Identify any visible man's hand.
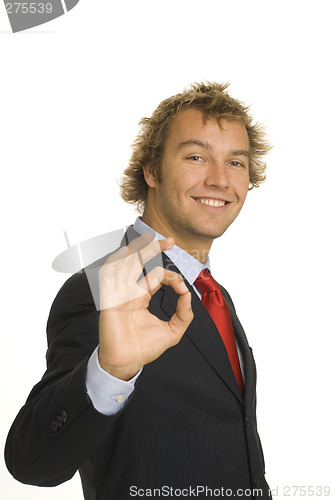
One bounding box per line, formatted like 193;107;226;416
98;233;194;380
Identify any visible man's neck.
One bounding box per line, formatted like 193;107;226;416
140;215;212;265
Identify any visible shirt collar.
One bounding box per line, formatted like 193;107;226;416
132;217;210;286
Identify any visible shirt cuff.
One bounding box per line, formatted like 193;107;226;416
86;346;142;415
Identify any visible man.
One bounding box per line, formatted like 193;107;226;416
5;82;272;499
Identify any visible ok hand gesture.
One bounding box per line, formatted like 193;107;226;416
98;233;193;380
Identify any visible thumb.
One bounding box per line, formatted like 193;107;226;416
167;292;194;346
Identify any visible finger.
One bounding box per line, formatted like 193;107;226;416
101;240;173;289
125;237;175;283
167;292;194;345
103;233;155;266
102;245;127;266
127;232;175;257
137;267;189;296
99;285;148;310
129;237;175;268
101;268;189;310
104;234;174;267
127;232;155;253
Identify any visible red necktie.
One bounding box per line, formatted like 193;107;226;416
194;269;244;395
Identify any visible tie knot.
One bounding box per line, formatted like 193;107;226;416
194;269;220;294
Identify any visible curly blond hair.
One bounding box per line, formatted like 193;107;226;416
119;82;272;212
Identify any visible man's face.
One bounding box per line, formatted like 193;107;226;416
143;108;250;253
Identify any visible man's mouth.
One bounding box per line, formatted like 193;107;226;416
193;198;230;208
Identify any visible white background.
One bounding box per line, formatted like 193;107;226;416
1;0;331;498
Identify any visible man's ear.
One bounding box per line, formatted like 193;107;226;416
142;164;157;188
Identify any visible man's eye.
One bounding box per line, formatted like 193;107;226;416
188;155;203;161
230;161;244;167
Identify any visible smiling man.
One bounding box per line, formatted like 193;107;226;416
6;83;272;499
141;108;251;263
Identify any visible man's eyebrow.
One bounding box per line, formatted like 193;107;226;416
176;141;250;158
176;139;212;151
231;150;250;157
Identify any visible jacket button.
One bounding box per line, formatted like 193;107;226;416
56;415;63;428
61;410;68;423
50;420;58;432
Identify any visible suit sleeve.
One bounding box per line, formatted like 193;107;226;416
5;271;120;487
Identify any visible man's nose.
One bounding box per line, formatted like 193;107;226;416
204;163;230;188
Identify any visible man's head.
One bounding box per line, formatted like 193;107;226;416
120;82;271;213
119;82;271;260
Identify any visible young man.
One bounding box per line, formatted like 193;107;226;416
6;83;272;499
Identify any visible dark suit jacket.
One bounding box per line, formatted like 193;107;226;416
5;227;270;499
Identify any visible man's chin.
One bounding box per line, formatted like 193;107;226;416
187;225;229;241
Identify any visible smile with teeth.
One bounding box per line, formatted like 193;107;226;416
196;198;228;207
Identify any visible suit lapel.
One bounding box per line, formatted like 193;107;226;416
227;300;257;412
159;256;244;405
